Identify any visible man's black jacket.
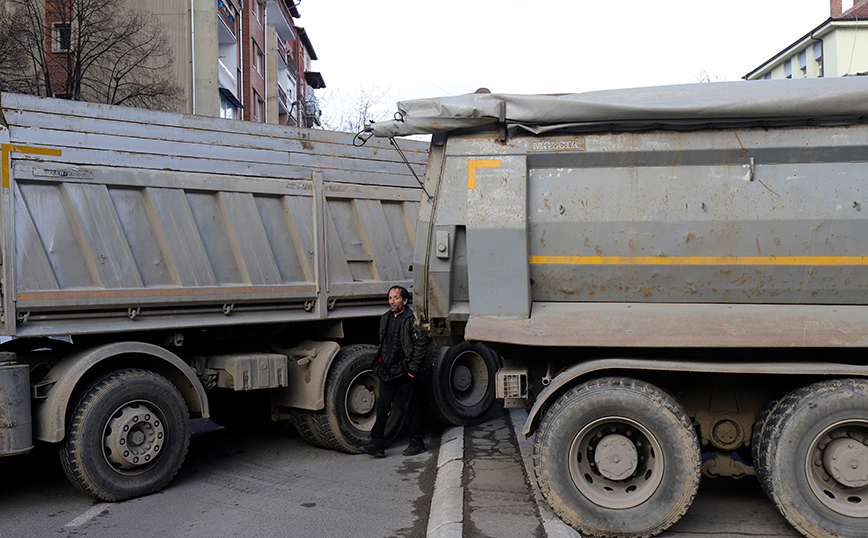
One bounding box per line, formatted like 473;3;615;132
376;306;429;381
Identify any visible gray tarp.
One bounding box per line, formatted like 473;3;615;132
369;77;868;137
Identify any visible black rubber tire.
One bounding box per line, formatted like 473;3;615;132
533;377;701;538
310;344;403;454
207;389;288;431
757;378;868;538
752;392;787;496
289;408;330;449
59;369;190;501
420;342;498;426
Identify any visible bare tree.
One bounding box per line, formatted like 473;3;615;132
0;0;181;109
319;82;394;133
693;69;728;83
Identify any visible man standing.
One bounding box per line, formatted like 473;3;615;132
361;285;429;458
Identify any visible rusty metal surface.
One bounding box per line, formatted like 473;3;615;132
0;93;428;336
423;120;868;343
465;302;868;348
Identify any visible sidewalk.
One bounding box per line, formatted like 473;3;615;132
427;405;800;538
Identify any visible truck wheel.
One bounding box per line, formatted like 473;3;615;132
59;369;190;501
312;344;403;453
752;392;787;496
758;379;868;538
289;408;329;449
533;377;701;538
421;342;497;426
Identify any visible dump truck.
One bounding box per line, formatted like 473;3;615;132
0;92;498;502
369;77;868;538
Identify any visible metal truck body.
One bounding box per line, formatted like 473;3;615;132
373;78;868;538
0;92;444;500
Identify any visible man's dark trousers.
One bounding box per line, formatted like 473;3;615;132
370;374;423;450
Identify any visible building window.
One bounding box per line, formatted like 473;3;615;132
53;23;71;52
764;72;772;80
254;42;264;76
799;50;807;77
251;91;265;121
220;93;238;119
814;41;824;77
253;0;263;26
784;59;792;79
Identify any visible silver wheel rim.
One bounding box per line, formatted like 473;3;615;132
568;416;665;509
103;400;165;473
806;419;868;518
448;350;489;407
345;369;378;432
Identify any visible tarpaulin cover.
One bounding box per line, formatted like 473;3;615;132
369;77;868;137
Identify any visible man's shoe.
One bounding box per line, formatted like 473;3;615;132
402;442;426;456
360;444;385;458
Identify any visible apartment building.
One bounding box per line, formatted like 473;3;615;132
744;0;868;80
33;0;324;125
157;0;324;125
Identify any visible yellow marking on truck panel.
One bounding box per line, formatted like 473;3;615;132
1;144;63;188
529;255;868;266
467;159;501;189
17;284;317;302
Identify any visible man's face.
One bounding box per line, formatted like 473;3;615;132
389;288;408;314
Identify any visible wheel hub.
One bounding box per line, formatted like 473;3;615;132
807;420;868;518
594;434;638;480
348;384;375;415
568;417;665;510
452;365;472;392
104;402;164;470
823;437;868;487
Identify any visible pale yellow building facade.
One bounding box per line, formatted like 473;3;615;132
745;1;868;80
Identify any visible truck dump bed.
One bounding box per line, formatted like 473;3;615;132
0;93;427;337
382;77;868;348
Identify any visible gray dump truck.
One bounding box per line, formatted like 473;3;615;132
0;93;497;501
370;77;868;538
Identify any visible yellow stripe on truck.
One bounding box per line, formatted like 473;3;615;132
467;159;501;189
529;255;868;266
1;144;63;188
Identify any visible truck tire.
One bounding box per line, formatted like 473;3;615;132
533;377;701;538
421;342;498;426
752;392;787;496
289;408;330;449
757;378;868;538
311;344;403;453
59;369;190;501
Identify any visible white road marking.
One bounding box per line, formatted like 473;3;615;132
65;503;110;527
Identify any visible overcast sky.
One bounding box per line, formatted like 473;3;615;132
301;1;839;124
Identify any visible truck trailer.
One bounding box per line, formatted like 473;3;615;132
370;77;868;538
0;93;497;501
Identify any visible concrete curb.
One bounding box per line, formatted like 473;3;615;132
426;426;464;538
508;408;582;538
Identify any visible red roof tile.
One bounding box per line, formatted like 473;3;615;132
838;1;868;19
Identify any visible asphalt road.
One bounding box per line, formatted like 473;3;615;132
0;420;437;538
0;407;804;538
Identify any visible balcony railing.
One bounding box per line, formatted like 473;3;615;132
217;0;237;40
277;85;288;112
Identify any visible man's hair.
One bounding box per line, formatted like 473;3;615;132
389;285;410;301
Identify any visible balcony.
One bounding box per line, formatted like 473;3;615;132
218;58;236;92
276;37;289;64
277;85;289;113
217;0;237;40
266;0;296;42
